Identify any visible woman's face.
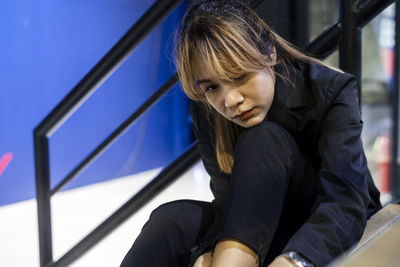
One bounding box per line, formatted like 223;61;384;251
195;68;276;128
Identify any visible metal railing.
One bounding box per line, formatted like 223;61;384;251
34;1;183;266
34;0;397;266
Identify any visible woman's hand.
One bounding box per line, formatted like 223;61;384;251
268;256;296;267
193;251;212;267
193;239;259;267
193;247;296;267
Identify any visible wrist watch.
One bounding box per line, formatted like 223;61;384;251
281;251;315;267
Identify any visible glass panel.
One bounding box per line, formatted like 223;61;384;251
361;4;396;204
310;1;396;204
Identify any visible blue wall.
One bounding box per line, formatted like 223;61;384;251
0;1;191;205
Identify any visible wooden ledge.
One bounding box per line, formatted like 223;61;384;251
354;203;400;252
328;203;400;267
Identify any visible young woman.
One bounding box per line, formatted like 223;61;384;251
120;1;382;266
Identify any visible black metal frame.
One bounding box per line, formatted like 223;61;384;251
34;1;183;266
392;0;400;200
339;0;362;106
34;0;396;266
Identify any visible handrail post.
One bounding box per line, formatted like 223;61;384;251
34;133;53;267
355;0;396;28
339;0;362;110
392;0;400;201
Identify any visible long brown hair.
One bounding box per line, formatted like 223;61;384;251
175;0;326;174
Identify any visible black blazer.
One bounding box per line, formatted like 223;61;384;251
190;62;382;266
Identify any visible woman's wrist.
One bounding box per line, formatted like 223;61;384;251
268;255;296;267
280;251;314;267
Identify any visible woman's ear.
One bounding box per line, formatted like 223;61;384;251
268;46;277;64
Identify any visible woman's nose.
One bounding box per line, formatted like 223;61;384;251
225;89;244;109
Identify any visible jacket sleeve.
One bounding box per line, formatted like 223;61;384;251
283;74;372;266
189;102;230;208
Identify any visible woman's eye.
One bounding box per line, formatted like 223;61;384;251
233;74;247;82
204;84;218;93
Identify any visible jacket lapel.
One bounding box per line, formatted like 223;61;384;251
269;63;311;133
286;63;310;110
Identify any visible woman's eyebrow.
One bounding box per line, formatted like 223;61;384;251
196;79;213;85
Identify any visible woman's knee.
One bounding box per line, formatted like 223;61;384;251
145;201;192;234
144;200;213;238
149;201;187;224
121;200;211;267
235;121;297;158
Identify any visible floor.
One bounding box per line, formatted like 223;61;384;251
0;162;213;267
0;157;391;267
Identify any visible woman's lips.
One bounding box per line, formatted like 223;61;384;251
235;109;253;120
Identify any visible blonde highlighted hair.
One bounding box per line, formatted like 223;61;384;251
175;0;327;174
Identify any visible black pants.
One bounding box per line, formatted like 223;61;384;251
120;121;316;267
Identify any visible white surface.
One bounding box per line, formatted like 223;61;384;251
0;161;390;267
0;163;213;267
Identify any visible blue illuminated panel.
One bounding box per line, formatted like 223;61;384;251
0;0;191;205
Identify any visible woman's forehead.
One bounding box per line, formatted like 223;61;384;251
191;58;219;78
193;65;214;80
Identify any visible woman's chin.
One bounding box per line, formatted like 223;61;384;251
234;115;265;128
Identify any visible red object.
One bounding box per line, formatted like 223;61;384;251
0;152;13;176
379;49;395;78
377;135;391;193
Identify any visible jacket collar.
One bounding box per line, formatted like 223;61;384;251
269;62;309;117
286;65;309;110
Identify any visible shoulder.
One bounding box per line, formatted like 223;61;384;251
304;62;358;105
303;62;361;126
306;62;354;89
